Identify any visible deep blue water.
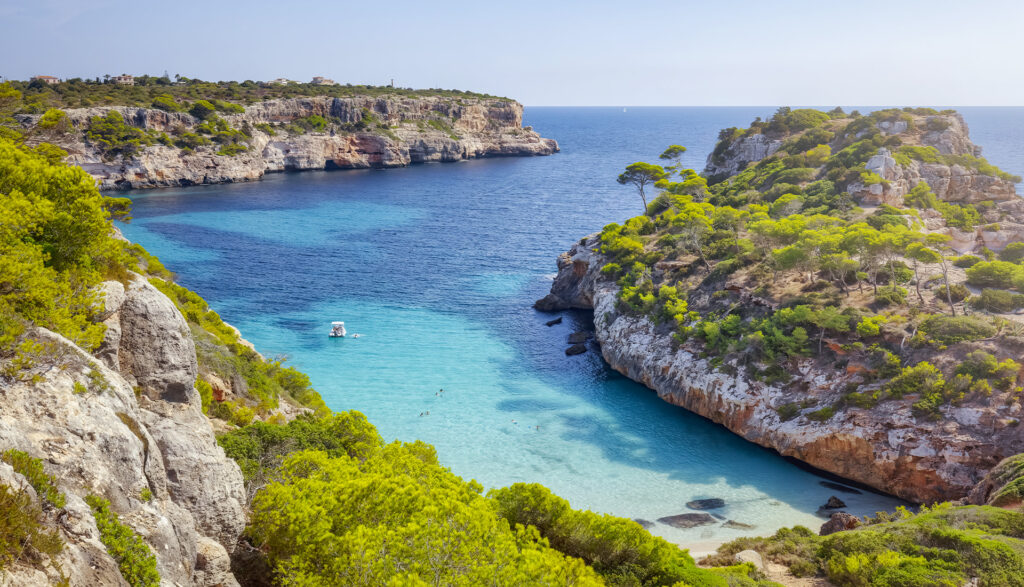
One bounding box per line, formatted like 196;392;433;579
117;107;1024;547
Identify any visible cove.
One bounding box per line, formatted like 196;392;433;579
114;106;1024;546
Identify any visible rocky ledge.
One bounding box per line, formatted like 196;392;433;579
537;238;1024;504
28;96;558;190
0;274;245;585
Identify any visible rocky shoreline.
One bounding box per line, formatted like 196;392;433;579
536;236;1024;504
23;96;558;190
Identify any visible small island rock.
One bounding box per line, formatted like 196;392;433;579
820;512;861;536
545;317;563;327
657;513;717;528
822;495;847;509
565;343;587;356
686;498;725;510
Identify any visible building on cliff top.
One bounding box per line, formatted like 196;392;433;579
312;76;337;86
268;78;296;85
112;74;134;85
31;75;60;85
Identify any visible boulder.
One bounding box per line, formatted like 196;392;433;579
565;343;587;356
820;512;861;536
686;498;725;510
822;495;847;509
118;276;199;403
657;513;717;528
568;332;589;344
734;549;765;571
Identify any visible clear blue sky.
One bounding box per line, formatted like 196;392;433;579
2;0;1022;106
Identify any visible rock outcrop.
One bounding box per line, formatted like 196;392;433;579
24;96;558;190
0;273;245;585
537;237;1024;503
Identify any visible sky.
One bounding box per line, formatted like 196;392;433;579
2;0;1022;106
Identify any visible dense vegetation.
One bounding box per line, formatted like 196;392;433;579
604;107;1023;423
7;76;508;112
705;504;1024;586
218;413;770;586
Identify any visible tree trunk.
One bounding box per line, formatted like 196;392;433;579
913;260;924;304
942;265;957;316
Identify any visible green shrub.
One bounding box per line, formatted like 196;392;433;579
217;412;383;484
150;94;179;112
0;450;65;508
888;362;944;399
189;99;217;120
874;287;906;307
0;483;63;571
966;260;1024;290
920;315;996;344
945;283;970;303
953;255;982;268
806;406;835;422
776;403;800;422
971;288;1024;312
999;242;1024;263
86;495;160;587
85;111;154;160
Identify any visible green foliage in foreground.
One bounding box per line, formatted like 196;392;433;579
0;134;133;352
226;413;766;586
0;483;64;572
983;454;1024;509
0;450;65;508
708;504;1024;587
86;495;160;587
491;483;760;586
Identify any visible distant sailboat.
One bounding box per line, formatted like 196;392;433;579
623;107;627;112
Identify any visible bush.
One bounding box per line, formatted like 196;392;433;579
0;450;65;508
971;288;1024;313
85;111;154;160
150;94;179;112
86;495;160;587
945;283;970;303
999;242;1024;264
953;255;982;268
189;99;217;120
777;403;800;422
888;362;945;399
0;483;63;571
874;287;906;307
966;260;1024;290
920;315;996;344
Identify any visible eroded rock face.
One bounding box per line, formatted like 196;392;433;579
32;96;558;190
704;133;783;179
538;239;1024;503
0;273;245;585
820;512;860;536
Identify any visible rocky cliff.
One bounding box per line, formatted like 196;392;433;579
537;238;1024;504
0;274;246;585
26;96;558;190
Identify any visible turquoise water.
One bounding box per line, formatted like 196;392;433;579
117;107;1024;546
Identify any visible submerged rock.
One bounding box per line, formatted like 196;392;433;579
822;495;847;509
568;331;589;344
820;481;863;495
633;518;654;529
686;498;725;510
657;513;717;528
820;512;861;536
722;520;756;530
545;317;563;327
565;343;587;356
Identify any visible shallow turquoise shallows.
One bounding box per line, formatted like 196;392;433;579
117;107;1024;546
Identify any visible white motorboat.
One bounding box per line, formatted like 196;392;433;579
329;321;347;337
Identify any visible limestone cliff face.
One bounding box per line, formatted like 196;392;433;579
30;96;558;190
539;238;1024;504
0;275;245;586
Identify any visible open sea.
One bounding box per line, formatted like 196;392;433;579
116;107;1024;548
